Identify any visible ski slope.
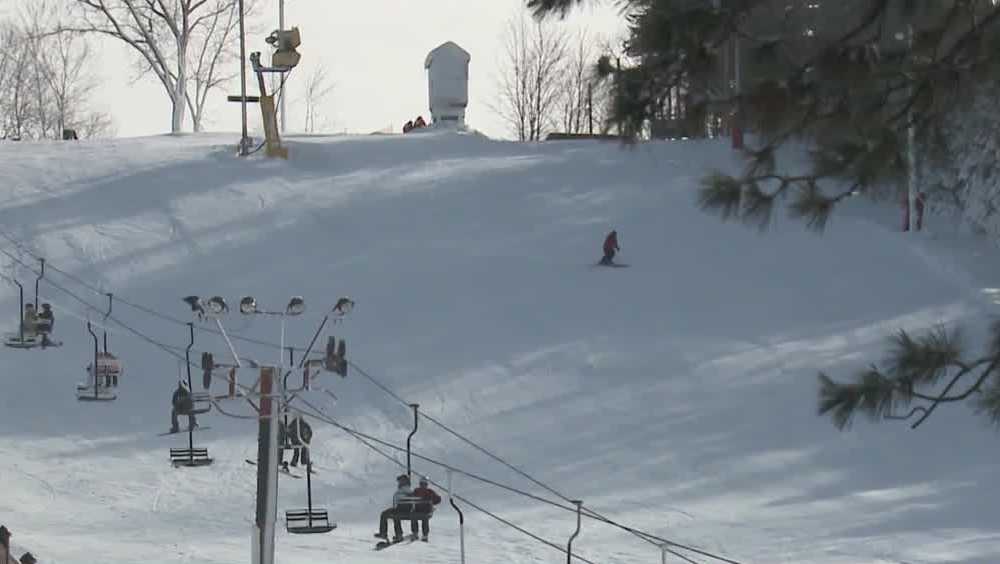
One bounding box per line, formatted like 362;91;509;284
1;130;999;564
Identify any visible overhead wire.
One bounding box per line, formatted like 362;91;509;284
0;235;738;564
293;395;714;564
292;396;603;564
348;361;739;564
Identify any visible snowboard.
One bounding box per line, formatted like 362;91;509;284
244;459;302;479
374;534;418;550
592;261;630;268
158;426;211;436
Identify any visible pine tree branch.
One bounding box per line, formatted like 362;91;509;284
908;355;999;428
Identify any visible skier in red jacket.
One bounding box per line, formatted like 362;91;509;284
601;230;620;265
410;476;441;541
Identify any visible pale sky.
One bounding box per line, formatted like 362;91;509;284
10;0;628;139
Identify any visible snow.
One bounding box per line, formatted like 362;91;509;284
1;131;1000;564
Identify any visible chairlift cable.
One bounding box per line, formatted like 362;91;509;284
342;362;741;563
291;399;602;564
1;240;739;564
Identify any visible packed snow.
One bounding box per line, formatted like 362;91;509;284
1;130;999;564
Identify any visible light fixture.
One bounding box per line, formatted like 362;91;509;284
333;297;354;316
286;296;305;316
205;296;229;316
183;295;204;316
240;296;257;315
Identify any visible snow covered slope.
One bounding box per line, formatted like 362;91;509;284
1;131;999;564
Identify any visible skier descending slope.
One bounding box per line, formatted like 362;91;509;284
600;230;620;266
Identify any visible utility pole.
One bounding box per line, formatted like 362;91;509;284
238;0;250;155
279;0;287;135
906;23;917;232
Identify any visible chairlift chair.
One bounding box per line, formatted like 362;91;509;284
285;459;336;534
181;357;213;415
169;321;213;468
4;261;61;349
77;321;116;402
396;495;436;522
98;294;123;387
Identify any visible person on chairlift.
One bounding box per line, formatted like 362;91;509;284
279;414;314;473
289;415;313;470
410;475;441;541
375;474;412;542
21;304;37;338
170;381;198;433
36;303;54;347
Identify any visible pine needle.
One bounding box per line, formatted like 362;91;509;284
788;181;834;231
697;172;743;221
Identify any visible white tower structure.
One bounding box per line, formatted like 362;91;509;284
424;41;471;127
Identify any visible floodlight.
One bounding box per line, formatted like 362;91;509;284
183;295;204;314
333;297;354;316
240;296;258;315
286;296;305;316
206;296;229;315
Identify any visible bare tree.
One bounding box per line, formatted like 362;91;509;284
301;62;335;133
66;0;251;134
0;24;36;140
5;1;115;140
493;12;569;141
185;0;259;132
558;28;612;135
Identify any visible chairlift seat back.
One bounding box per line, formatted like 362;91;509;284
4;334;38;349
93;354;122;377
189;391;212;415
285;508;336;534
396;496;435;519
170;447;212;467
76;386;117;401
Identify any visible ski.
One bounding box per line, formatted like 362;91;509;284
157;426;211;436
244;459;302;478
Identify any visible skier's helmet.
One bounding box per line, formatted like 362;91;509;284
419;476;429;486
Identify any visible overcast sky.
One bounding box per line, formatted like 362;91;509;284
9;0;627;139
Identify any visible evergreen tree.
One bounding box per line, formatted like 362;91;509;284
529;0;1000;429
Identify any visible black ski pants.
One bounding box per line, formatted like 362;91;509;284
378;508;405;538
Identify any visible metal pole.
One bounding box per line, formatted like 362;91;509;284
238;0;249;155
566;500;582;564
88;321;98;400
906;23;917;232
406;404;419;478
34;258;44;309
660;544;668;564
279;0;286;134
185;322;195;461
447;470;466;564
254;366;280;564
15;280;23;341
214;318;242;368
587;82;593;135
103;293;112;353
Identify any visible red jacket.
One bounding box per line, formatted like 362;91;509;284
412;486;441;505
603;232;619;254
